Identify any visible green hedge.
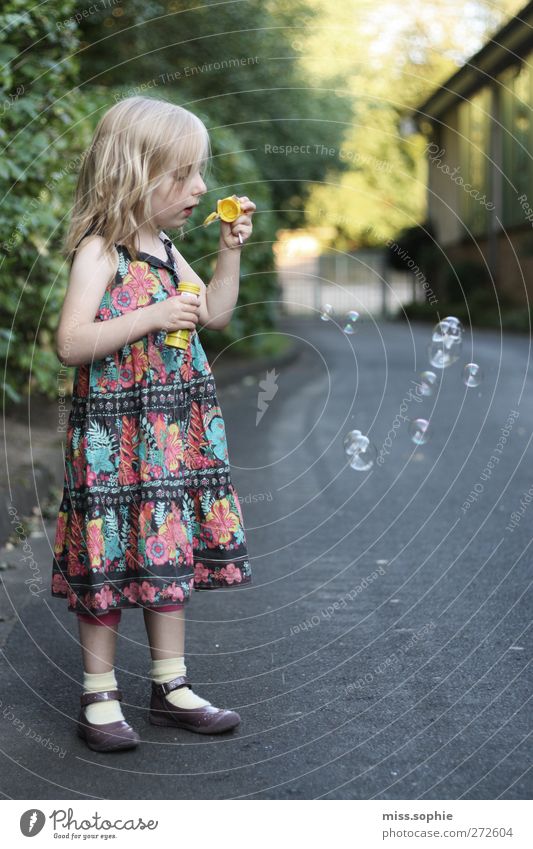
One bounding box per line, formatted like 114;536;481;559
0;67;279;402
1;0;352;404
0;0;81;402
397;298;532;333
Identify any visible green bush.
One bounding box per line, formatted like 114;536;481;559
442;258;492;302
1;0;351;404
393;253;532;332
0;67;279;402
0;0;81;402
397;296;532;333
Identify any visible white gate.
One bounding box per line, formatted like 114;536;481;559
276;248;417;319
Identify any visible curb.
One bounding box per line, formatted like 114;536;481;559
0;464;59;549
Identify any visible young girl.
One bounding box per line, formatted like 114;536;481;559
50;95;255;752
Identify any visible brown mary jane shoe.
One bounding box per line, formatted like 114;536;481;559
149;675;241;734
77;689;141;752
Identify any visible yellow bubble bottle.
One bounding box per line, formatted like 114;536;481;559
164;281;201;349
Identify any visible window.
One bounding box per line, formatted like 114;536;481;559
501;54;533;227
457;87;492;237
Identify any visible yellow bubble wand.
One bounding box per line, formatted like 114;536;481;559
203;196;243;244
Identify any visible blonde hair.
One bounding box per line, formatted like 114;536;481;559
64;96;211;265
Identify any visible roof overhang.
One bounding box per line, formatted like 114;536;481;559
414;0;533;127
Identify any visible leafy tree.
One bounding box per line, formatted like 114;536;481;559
300;0;528;247
2;0;348;401
78;0;355;225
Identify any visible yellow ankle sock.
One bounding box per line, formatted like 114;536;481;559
151;657;211;709
82;670;125;725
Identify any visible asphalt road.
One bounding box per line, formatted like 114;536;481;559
0;315;531;800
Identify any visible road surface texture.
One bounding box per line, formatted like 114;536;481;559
0;315;531;799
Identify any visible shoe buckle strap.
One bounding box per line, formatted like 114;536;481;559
80;688;123;706
157;675;190;696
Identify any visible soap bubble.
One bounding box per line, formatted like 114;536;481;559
432;318;463;349
430;318;463;367
343;429;376;471
409;418;431;445
463;362;483;387
428;320;462;367
428;340;462;368
343;310;360;334
418;371;438;397
443;315;464;334
320;303;334;321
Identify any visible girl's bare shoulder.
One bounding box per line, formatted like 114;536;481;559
60;236;121;320
71;234;120;289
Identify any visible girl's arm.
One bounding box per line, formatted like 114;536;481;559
167;196;255;331
169;241;232;331
203;196;255;328
169;232;249;332
56;236;199;367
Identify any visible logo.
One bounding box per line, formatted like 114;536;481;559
20;809;46;836
256;368;279;425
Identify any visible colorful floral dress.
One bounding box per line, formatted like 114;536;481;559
51;232;252;617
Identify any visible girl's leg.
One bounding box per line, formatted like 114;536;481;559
77;611;126;723
142;605;185;660
77;610;122;670
143;605;212;709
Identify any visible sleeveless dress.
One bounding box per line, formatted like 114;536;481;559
51;232;252;617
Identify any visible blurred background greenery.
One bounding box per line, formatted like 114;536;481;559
0;0;526;403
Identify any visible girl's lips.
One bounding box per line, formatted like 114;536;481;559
183;206;194;216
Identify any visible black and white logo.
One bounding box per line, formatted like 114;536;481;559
20;809;46;837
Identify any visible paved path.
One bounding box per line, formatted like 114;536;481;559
0;316;531;799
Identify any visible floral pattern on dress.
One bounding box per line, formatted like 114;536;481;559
51;234;251;617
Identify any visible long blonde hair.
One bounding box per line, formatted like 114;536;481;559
64;96;211;265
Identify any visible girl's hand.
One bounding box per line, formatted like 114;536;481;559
151;291;201;334
219;195;256;250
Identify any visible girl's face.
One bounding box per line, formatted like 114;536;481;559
150;166;207;229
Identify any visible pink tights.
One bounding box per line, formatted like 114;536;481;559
77;604;184;626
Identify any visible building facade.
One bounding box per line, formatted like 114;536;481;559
414;2;533;305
